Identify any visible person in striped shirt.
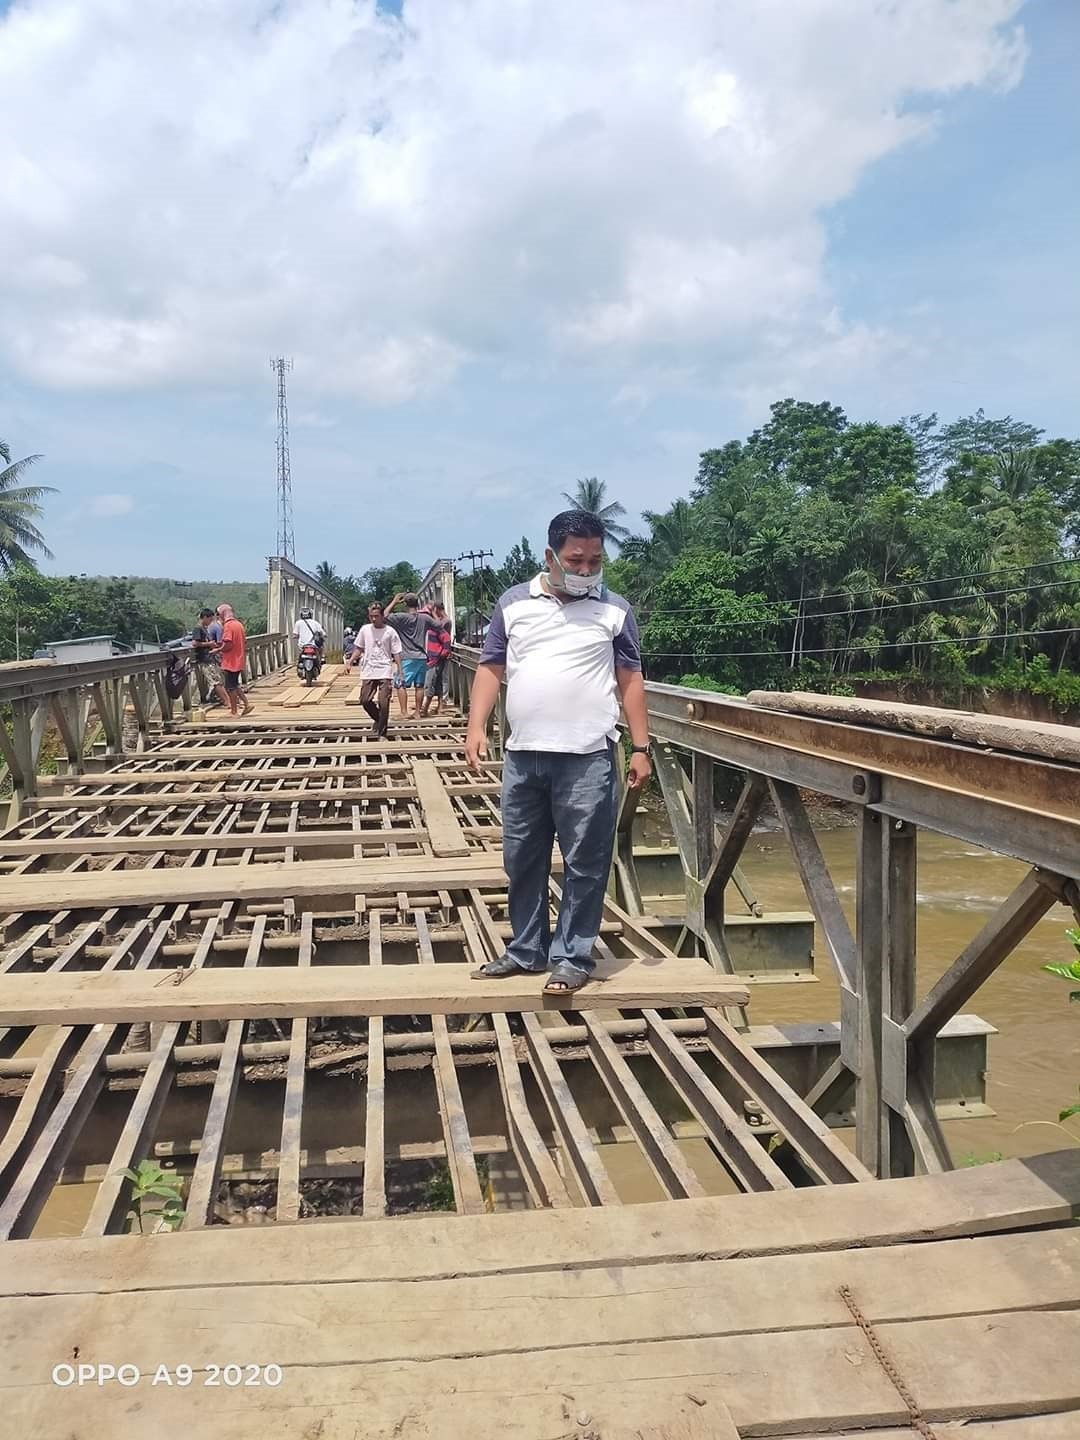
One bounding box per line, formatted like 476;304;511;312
421;603;452;717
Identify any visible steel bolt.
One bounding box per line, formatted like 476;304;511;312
852;775;867;796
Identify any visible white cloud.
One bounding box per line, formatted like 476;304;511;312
0;0;1027;404
87;492;135;517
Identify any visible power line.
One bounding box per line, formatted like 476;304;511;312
271;357;295;563
641;574;1080;633
641;625;1078;662
637;555;1080;618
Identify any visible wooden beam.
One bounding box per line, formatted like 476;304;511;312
26;782;501;810
700;1009;871;1186
416;910;485;1214
277;914;312;1222
643;1009;793;1193
184;917;266;1228
520;1012;621;1206
0;852;507;913
4;1150;1079;1297
582;1013;706;1200
0;957;750;1027
361;911;387;1220
0;826;459;858
410;759;470;857
143;741;468;760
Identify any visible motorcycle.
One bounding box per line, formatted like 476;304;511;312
297;642;323;686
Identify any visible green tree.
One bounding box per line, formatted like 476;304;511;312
498;536;541;589
0;439;55;574
560;477;630;546
314;560;341;588
365;561;423;603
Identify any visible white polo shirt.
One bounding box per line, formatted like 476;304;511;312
479;575;642;754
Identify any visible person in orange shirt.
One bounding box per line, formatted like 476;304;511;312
216;604;253;715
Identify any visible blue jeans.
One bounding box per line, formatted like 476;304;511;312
501;746;618;976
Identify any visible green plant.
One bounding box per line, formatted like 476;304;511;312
1042;928;1080;1002
961;1151;1003;1167
118;1159;185;1233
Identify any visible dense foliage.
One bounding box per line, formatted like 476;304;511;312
561;400;1079;703
0;568;188;661
311;560;424;628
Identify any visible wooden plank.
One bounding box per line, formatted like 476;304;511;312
411;759;470;857
520;1011;620;1206
362;911;386;1219
0;1027;91;1193
491;1012;572;1209
5;1308;1079;1435
3;1149;1079;1297
415;910;485;1214
0;918;172;1239
0;958;747;1026
184;917;266;1228
26;782;502;809
0;827;437;858
643;1009;793;1193
1;1227;1076;1373
144;741;467;759
700;1008;872;1186
84;911;225;1236
0;852;506;912
277;913;313;1222
582;1013;706;1200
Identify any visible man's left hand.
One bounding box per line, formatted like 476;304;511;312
627;751;652;790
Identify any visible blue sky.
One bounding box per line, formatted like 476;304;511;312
0;0;1074;586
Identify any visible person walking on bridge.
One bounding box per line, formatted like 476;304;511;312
465;510;652;993
354;601;403;738
217;604;252;716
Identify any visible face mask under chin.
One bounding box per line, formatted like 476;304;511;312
550;557;603;597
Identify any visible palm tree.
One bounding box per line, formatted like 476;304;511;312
990;449;1038;503
560;477;630;546
0;440;54;574
640;498;701;568
314;560;340;588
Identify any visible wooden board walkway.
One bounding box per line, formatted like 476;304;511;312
0;959;750;1025
0;852;507;911
2;657;1077;1437
0;1153;1076;1436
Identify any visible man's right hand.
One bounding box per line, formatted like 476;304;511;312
465;730;488;773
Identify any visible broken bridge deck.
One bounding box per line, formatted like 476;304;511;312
0;662;1076;1437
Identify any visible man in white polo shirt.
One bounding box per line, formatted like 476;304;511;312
465;510;652;992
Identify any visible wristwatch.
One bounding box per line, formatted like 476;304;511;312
630;744;651;755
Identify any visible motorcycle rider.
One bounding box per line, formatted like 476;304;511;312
293;609;325;651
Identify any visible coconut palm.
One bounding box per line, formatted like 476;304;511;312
560;477;630;546
314;560;340;588
0;440;55;575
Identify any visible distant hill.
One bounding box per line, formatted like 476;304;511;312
89;577;268;632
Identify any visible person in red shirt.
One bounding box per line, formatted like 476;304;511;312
216;604;253;716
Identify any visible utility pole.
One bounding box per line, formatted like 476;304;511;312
457;549;494;644
271;357;295;562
